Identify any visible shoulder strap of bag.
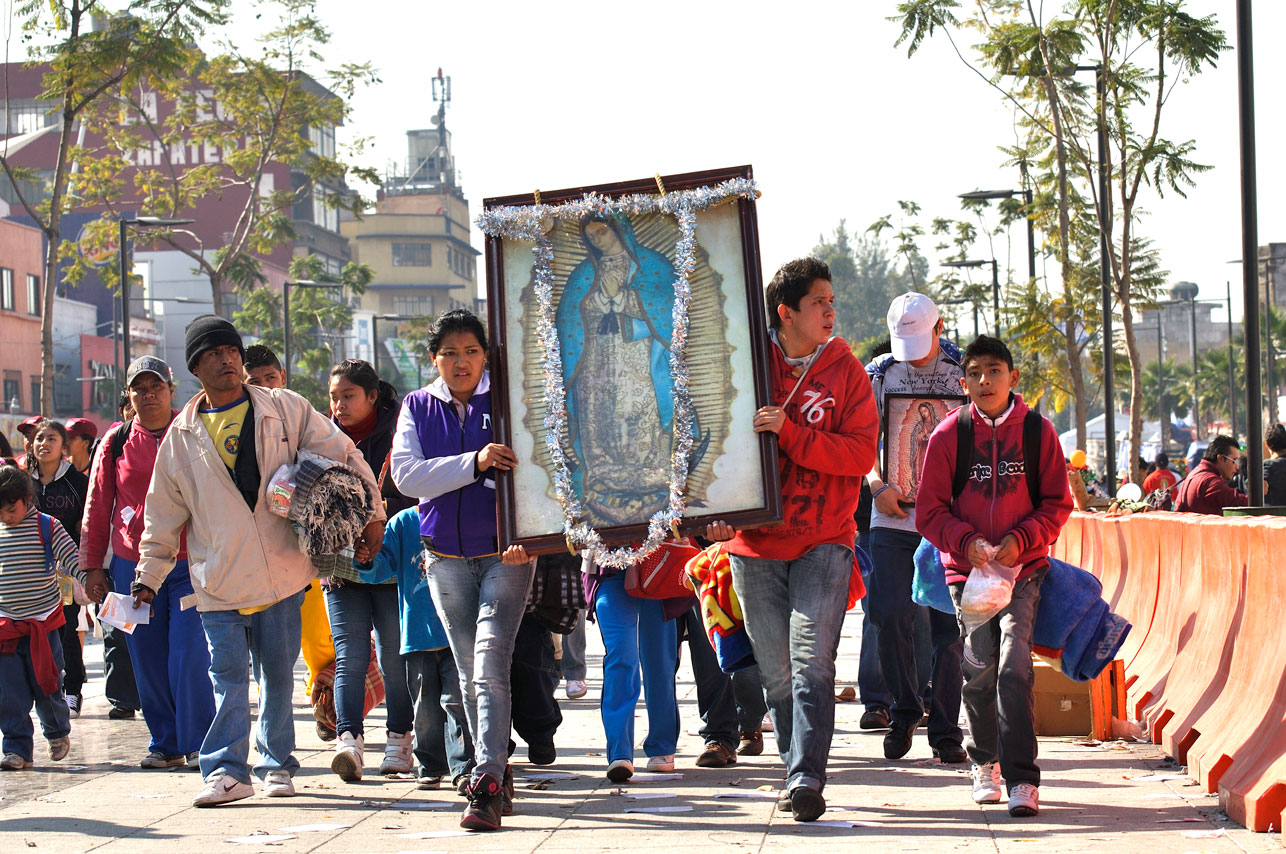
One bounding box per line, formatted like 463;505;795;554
1024;410;1043;509
37;512;53;572
951;405;973;500
110;418;133;463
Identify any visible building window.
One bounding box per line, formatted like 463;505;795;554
392;242;432;267
0;269;13;311
1;100;56;135
26;275;39;316
308;124;336;159
3;371;20;411
393;295;433;316
30;378;40;412
312;185;339;232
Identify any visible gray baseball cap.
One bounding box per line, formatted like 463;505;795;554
125;355;173;386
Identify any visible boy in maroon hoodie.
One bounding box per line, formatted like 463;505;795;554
915;336;1072;819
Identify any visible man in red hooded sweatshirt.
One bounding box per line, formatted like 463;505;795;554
707;257;878;822
916;335;1072;820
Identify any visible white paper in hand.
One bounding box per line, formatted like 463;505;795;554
98;591;150;634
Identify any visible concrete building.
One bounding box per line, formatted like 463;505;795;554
1134;281;1231;367
341;70;480;395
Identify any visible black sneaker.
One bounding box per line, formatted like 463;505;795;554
776;787;791;811
859;707;891;730
528;742;556;766
883;719;915;759
501;763;514;816
107;706;136;720
315;719;336;742
932;740;968;764
460;773;503;831
789;786;827;822
66;694;81;719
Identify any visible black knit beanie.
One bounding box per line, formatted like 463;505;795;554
185;314;246;372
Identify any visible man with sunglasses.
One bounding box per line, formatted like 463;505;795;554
1173;435;1247;515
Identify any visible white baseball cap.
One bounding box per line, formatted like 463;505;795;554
886;293;941;362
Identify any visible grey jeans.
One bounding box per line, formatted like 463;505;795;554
948;569;1044;792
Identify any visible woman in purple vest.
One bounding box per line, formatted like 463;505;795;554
390;309;533;833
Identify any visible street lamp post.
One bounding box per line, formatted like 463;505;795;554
958;187;1037;289
1235;0;1263;503
118;215;195;369
282;280;345;386
942;258;1000;336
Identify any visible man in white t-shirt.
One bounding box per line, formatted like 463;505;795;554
864;294;967;764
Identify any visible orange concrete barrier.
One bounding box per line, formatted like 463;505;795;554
1051;512;1286;832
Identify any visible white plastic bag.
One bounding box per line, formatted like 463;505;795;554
958;540;1021;636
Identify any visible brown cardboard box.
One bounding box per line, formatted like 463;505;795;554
1032;658;1093;736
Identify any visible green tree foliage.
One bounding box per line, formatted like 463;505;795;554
892;0;1227;484
812;221;907;349
1;0;226;414
232;253;372;411
68;0;380;317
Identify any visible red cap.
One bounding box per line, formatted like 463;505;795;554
17;416;42;436
65;417;98;440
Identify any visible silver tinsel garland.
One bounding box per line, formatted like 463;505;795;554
478;178;759;568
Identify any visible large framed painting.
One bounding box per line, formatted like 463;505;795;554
481;165;781;556
882;392;967;505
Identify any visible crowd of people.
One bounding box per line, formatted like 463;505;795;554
34;252;1270;831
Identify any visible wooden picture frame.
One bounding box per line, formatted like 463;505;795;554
483;165;781;554
882;392;967;505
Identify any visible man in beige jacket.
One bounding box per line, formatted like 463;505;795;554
133;316;384;807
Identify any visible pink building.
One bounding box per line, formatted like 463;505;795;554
0;218;46;415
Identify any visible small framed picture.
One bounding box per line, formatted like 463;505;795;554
882;393;967;505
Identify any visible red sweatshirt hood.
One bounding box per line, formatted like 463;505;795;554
914;392;1073;584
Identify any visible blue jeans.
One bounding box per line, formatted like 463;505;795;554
856;530;892;710
425;552;533;782
729;543;852;794
198;588;305;783
949;571;1045;790
404;648;473;779
324;581;413;737
867;527;964;745
594;574;679;763
678;604;766;751
111;557;215;756
560;612;587;682
0;626;70;761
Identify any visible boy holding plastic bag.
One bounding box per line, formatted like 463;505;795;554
915;336;1072;819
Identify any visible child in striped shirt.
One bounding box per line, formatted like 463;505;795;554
0;464;94;770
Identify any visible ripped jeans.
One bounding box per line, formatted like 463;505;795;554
423;549;534;782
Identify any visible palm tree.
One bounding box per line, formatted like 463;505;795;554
1137;360;1191;451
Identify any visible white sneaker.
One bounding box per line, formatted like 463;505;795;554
331;731;364;781
645;754;675;772
193;771;254;807
263;769;295;797
1008;782;1039;817
564;679;588;700
379;730;414;775
971;762;1003;804
761;713;774;733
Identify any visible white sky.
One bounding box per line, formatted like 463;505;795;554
252;1;1279;322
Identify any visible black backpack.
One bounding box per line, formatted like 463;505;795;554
951;404;1044;508
109;418;133;463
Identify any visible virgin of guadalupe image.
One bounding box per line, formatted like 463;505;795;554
556;213;687;525
906;400;941;500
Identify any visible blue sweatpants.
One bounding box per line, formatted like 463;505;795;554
111;556;215;757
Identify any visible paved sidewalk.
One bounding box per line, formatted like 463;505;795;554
0;615;1280;853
